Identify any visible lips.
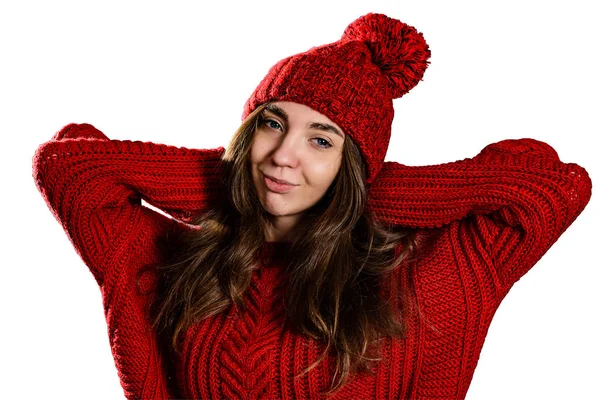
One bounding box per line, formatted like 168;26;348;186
264;174;297;186
263;173;298;193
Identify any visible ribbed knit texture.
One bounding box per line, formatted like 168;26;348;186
32;123;592;399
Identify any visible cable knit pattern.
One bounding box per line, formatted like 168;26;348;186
32;124;592;399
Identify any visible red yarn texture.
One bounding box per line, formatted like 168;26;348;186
32;123;592;399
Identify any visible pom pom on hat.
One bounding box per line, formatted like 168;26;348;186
341;12;431;99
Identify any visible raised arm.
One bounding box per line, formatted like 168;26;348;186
32;123;226;398
368;138;592;291
32;123;226;286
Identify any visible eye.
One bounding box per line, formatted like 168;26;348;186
263;118;282;131
263;117;333;149
312;137;333;149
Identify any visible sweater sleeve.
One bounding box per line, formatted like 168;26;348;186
368;138;592;291
32;123;226;286
32;123;226;399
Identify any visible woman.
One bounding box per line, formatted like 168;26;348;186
32;12;592;400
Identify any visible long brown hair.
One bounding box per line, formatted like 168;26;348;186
137;102;425;396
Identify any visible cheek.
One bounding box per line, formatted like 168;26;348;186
304;161;339;188
249;140;271;185
249;142;263;170
250;135;270;163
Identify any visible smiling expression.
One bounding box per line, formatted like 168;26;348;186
250;101;346;237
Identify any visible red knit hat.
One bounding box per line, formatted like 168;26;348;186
241;12;431;184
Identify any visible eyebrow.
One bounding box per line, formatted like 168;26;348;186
263;104;345;139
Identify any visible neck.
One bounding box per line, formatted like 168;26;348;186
265;215;301;242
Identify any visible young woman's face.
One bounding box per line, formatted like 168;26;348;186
250;101;345;233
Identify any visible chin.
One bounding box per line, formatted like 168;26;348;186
262;199;304;217
263;202;293;216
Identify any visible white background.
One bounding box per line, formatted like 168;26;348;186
2;1;598;399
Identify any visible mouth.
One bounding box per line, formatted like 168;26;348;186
263;173;298;194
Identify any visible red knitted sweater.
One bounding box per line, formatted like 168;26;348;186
32;123;592;399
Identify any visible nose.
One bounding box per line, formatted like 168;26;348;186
269;133;300;168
